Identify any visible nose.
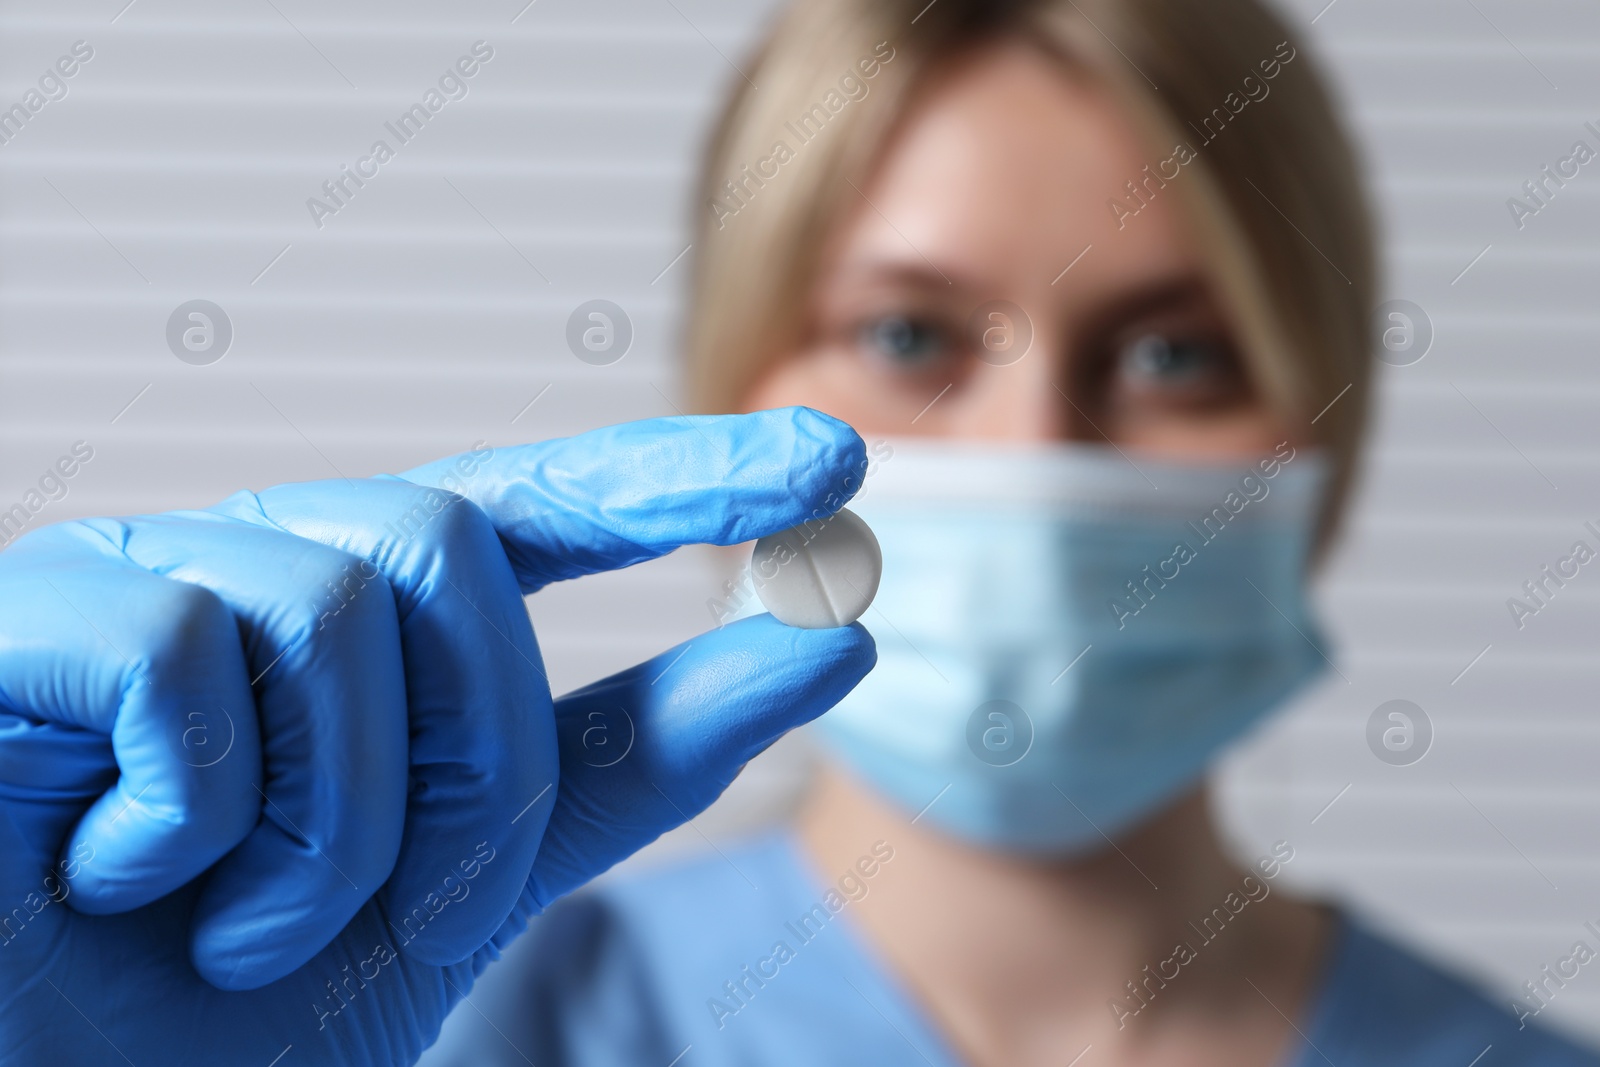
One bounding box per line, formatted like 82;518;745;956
946;317;1078;443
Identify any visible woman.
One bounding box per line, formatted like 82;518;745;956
423;0;1596;1064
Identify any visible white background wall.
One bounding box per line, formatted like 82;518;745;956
2;0;1598;1048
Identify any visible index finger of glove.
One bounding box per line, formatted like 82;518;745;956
398;406;870;592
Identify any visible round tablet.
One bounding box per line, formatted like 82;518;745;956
752;507;882;629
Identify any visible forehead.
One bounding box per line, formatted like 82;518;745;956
828;40;1200;297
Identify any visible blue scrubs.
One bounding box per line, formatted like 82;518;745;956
422;832;1598;1066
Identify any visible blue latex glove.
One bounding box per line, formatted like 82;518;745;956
0;407;875;1066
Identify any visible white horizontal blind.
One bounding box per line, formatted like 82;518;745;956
2;0;1598;1049
0;0;756;693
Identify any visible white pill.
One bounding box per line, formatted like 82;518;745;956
752;507;882;629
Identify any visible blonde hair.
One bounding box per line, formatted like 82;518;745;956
684;0;1376;551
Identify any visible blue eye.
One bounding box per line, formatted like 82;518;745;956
860;315;945;367
1122;334;1222;382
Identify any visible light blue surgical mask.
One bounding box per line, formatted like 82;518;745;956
814;437;1330;855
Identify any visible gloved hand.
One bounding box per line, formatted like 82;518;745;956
0;407;875;1066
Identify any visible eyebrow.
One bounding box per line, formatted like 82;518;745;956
826;259;1211;309
1073;273;1218;342
822;259;978;297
